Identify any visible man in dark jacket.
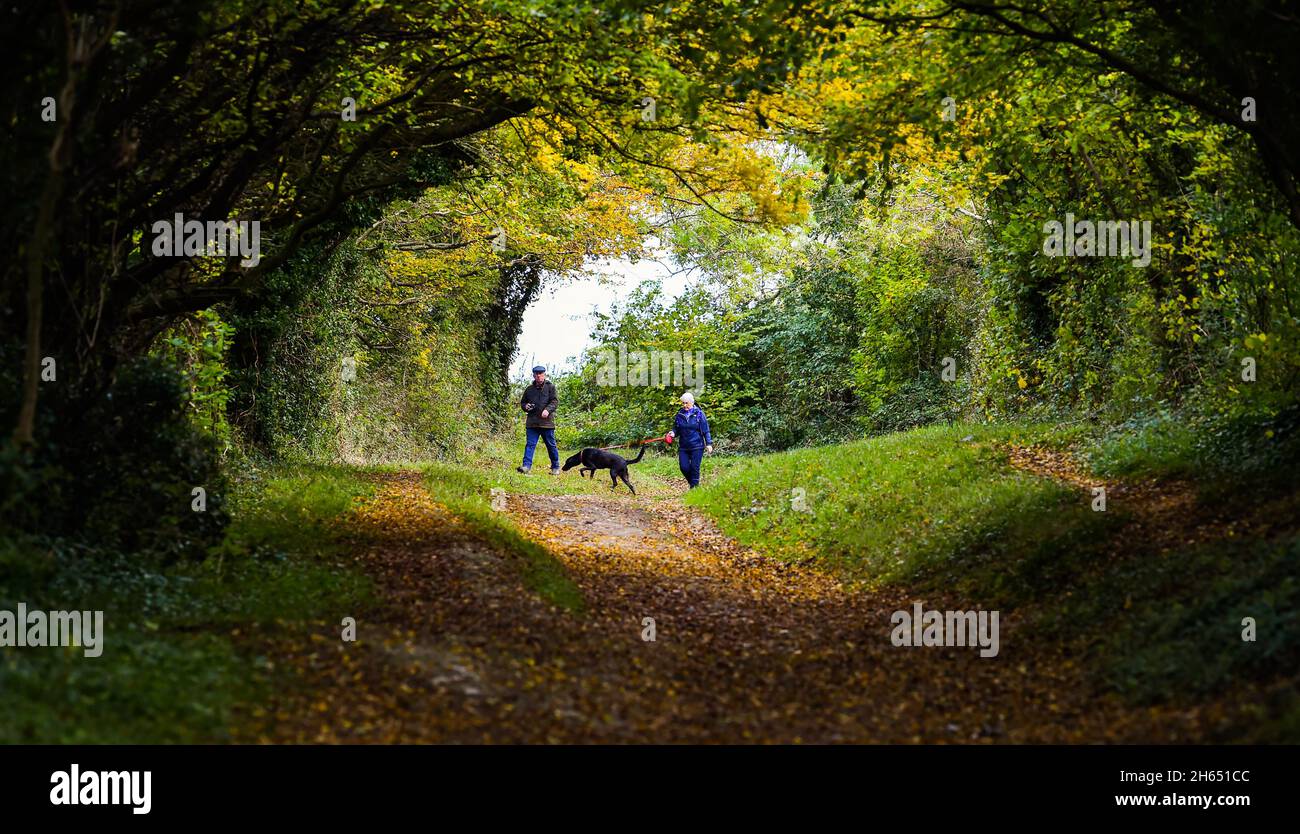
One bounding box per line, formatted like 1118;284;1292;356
666;391;713;488
518;365;560;474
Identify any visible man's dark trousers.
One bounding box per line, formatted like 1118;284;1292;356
524;427;559;469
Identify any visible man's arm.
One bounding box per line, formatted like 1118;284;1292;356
545;383;558;415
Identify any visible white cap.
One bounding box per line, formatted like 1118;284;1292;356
680;392;695;404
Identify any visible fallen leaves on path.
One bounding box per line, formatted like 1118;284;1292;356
1005;443;1287;558
236;468;1238;743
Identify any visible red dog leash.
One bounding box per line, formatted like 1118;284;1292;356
598;434;673;450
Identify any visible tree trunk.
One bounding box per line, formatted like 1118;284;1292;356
12;4;114;446
13;171;62;446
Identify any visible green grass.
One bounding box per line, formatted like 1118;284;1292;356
0;462;376;743
684;422;1110;594
1046;523;1300;706
216;462;376;558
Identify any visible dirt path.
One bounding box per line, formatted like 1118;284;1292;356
240;468;1225;743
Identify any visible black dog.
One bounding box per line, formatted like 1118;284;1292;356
561;445;647;494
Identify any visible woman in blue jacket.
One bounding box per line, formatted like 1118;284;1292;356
666;392;713;489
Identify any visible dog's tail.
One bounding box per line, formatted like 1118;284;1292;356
627;444;648;464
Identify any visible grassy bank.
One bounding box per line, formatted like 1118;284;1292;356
683;422;1106;594
0;462;376;743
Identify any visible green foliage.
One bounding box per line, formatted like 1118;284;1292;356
3;0;1298;742
157;308;235;454
1;356;228;563
649;169;980;445
2;0;822;450
740;265;862;446
0;620;256;744
561;282;755;449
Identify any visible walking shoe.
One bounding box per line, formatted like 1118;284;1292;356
549;466;560;475
516;465;531;474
